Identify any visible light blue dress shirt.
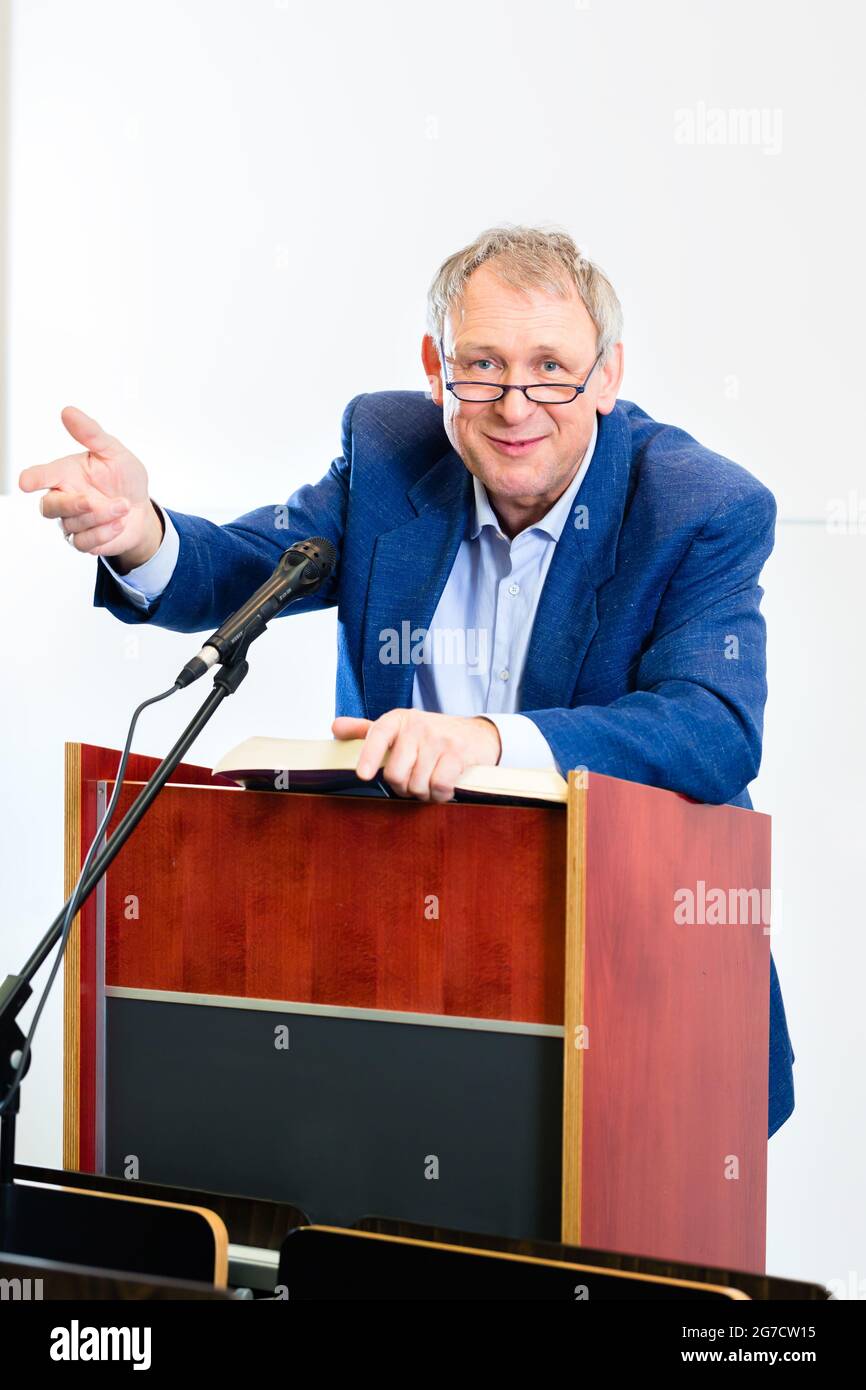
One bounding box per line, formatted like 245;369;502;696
103;418;597;770
410;418;597;767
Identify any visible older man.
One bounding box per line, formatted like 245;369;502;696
20;224;795;1136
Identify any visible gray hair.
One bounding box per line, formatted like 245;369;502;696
426;224;624;363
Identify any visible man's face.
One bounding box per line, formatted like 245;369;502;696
422;262;622;520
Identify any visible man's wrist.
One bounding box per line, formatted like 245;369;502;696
111;500;165;575
474;716;503;765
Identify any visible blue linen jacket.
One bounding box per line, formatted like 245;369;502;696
94;390;796;1137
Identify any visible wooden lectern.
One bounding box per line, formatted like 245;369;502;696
63;743;771;1273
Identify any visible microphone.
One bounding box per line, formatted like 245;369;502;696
175;536;338;688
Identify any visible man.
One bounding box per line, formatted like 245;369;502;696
20;224;795;1137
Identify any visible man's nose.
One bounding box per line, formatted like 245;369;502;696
490;385;539;427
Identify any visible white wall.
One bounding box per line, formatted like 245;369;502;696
2;0;864;1294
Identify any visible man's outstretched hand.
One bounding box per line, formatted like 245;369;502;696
333;709;502;803
19;407;163;572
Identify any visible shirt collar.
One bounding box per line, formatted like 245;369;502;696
470;414;599;542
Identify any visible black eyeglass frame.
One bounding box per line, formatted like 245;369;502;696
437;335;603;404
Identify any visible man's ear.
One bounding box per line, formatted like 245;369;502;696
421;334;444;407
595;342;624;416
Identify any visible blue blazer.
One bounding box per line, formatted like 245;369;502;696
95;391;796;1137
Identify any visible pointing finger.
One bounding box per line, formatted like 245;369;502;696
19;454;87;492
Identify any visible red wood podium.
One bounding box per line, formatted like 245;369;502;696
63;743;771;1272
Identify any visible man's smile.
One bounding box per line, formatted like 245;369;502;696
484;433;549;456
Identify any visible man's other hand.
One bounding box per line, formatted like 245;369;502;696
19;407;163;572
332;709;502;803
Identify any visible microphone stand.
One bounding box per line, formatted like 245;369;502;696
0;637;255;1224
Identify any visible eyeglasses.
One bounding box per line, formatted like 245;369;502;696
438;335;602;404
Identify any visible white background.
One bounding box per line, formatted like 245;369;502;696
1;0;863;1294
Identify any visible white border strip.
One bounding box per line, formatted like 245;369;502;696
0;0;9;491
104;985;564;1038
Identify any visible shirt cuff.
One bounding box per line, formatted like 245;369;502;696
99;504;179;609
481;713;558;770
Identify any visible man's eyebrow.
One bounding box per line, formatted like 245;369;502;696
453;341;575;359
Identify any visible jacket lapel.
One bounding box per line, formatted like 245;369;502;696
362;447;473;718
519;406;633;711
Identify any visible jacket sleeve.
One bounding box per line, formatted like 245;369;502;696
525;482;777;805
93;395;362;632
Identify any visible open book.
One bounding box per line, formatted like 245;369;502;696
212;737;568;806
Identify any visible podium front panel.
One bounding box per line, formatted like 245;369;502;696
104;993;563;1238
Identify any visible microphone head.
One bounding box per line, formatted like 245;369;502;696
306;536;338;573
283;535;338;580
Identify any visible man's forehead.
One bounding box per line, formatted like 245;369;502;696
446;276;593;353
447;318;589;358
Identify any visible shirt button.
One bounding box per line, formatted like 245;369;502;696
508;582;520;596
499;668;510;681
